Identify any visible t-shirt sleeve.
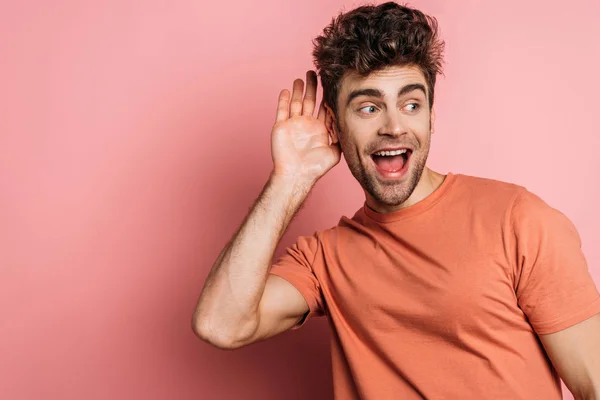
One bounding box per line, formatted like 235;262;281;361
511;189;600;335
269;232;326;330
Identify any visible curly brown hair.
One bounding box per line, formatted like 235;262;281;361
313;2;445;116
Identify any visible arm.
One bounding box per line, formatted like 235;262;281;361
540;313;600;400
510;190;600;398
191;71;340;349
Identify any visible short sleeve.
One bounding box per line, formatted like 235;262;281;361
269;233;326;330
511;189;600;334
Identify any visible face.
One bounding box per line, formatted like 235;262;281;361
330;65;435;211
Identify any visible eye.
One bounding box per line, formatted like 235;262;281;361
358;105;378;114
404;103;420;112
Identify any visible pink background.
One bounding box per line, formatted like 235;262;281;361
1;0;598;399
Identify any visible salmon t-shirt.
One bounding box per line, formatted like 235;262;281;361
269;172;600;399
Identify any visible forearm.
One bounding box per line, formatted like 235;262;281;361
192;172;312;345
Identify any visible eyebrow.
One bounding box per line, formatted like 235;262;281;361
345;83;427;107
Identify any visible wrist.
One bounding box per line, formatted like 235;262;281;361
269;170;314;191
268;170;314;206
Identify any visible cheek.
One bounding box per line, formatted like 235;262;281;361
408;119;432;143
343;120;379;147
340;133;367;157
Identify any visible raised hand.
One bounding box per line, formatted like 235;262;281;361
271;70;341;186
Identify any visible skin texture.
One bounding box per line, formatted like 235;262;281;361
325;65;446;213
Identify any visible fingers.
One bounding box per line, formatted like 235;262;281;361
279;71;321;121
317;100;326;122
289;79;304;117
275;89;291;123
302;71;318;117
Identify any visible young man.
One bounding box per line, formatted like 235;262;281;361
192;2;600;399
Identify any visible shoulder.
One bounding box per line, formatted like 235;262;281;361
454;173;525;201
312;208;371;246
454;174;576;230
438;173;526;222
509;188;579;240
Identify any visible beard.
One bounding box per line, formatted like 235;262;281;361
341;133;431;208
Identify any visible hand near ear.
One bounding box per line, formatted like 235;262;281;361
271;70;341;187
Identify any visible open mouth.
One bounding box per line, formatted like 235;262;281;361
371;148;412;173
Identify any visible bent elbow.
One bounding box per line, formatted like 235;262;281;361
191;317;245;350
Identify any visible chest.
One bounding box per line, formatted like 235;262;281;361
322;231;520;341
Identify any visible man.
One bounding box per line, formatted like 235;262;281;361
192;2;600;399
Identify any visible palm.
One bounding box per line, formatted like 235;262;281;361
271;71;341;184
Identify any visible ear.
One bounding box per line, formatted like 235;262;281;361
430;107;436;134
324;104;340;144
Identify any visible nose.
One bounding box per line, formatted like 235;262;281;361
377;108;406;137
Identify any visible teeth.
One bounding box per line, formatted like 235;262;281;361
374;149;407;156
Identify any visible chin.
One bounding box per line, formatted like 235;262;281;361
367;165;424;208
372;185;414;207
